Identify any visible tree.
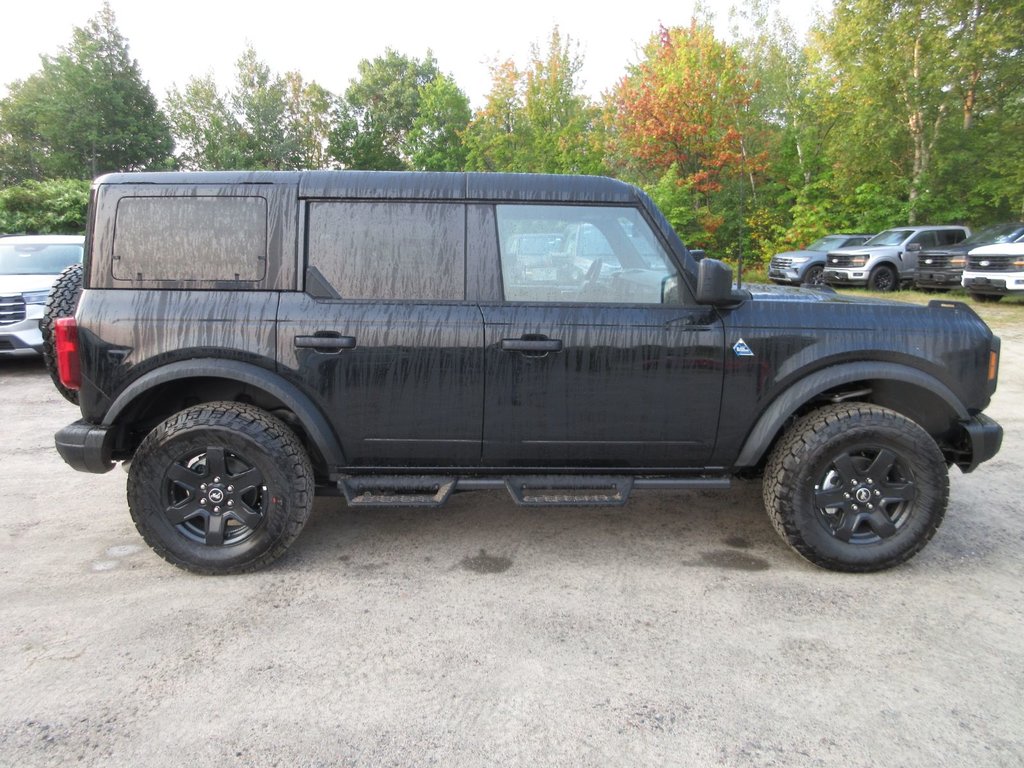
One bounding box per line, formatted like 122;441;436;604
165;46;335;170
0;2;172;183
329;50;443;169
406;75;472;171
465;28;604;174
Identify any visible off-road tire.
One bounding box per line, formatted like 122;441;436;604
40;263;83;403
127;402;314;575
763;403;948;572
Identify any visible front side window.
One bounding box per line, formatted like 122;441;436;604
496;205;679;304
307;202;465;300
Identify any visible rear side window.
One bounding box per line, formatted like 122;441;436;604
938;229;967;246
112;197;267;282
307;202;465;300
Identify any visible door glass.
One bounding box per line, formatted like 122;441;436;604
496;205;679;304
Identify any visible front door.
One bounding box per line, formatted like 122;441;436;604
480;204;725;468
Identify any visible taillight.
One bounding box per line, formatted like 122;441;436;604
54;317;81;391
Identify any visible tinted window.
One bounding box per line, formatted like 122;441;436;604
937;229;967;246
911;231;939;248
112;197;267;282
496;205;678;304
307;202;465;300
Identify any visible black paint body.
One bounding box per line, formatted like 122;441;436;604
58;172;1001;485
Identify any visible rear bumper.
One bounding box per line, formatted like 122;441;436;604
957;413;1003;473
55;420;116;474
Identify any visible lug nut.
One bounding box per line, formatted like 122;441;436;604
867;504;874;509
875;490;881;496
214;477;221;483
200;483;207;490
227;500;234;507
200;499;207;506
852;504;859;510
227;486;233;492
844;492;851;499
213;506;221;513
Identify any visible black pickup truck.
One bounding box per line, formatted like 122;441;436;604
46;171;1002;574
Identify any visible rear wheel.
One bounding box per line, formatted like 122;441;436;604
127;402;314;574
40;263;83;404
763;403;948;572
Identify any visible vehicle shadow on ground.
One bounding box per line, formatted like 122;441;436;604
285;479;787;575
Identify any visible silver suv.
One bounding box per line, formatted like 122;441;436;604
823;226;970;291
0;235;84;357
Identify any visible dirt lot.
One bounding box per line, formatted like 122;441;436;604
1;309;1023;767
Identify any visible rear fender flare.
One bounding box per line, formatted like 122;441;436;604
102;359;345;469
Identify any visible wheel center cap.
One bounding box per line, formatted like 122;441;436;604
854;487;872;503
208;487;225;504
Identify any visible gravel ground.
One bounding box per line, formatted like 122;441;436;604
1;317;1022;767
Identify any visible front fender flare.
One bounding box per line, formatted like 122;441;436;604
102;359;345;469
734;361;968;468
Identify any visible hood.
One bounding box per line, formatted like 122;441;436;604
772;249;821;259
0;274;59;294
745;282;902;306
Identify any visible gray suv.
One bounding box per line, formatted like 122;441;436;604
768;234;872;286
0;235;83;357
824;226;970;291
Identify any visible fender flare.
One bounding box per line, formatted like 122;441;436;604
102;359;345;468
734;361;968;468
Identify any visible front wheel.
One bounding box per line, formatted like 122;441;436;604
868;264;898;292
971;293;1003;303
801;264;825;287
127;402;314;574
763;403;948;572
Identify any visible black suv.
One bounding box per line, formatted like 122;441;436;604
50;172;1003;575
915;222;1024;291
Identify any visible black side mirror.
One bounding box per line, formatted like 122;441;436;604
689;249;706;261
695;258;745;306
906;242;922;252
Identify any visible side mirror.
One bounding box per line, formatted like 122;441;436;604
689;248;706;261
695;258;743;305
906;242;922;252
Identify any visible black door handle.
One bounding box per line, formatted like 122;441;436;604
294;334;357;352
500;337;563;353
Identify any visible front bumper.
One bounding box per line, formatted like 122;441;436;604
916;269;962;289
824;269;868;286
956;413;1003;473
963;273;1024;296
0;312;44;356
55;420;116;474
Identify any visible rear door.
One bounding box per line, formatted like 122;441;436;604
479;204;725;469
277;200;483;467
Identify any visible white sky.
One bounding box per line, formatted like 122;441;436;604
1;0;826;108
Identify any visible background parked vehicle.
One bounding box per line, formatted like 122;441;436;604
823;226;970;291
768;234;872;286
0;234;83;357
915;222;1024;291
962;242;1024;302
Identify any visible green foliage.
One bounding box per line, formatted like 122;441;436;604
329;50;448;170
0;179;90;234
465;28;604;175
406;75;472;171
0;3;172;183
165;47;334;171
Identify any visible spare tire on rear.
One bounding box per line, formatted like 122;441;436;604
41;262;84;404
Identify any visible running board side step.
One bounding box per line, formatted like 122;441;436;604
336;474;731;507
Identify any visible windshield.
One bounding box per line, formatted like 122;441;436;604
963;223;1024;247
806;235;853;251
864;229;913;246
0;243;83;275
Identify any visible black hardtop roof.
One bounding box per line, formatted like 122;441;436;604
94;170;644;205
